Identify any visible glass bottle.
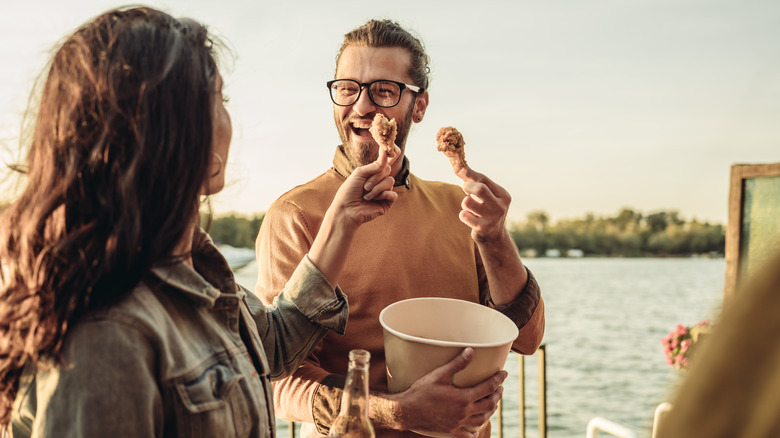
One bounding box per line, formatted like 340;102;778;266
327;349;375;438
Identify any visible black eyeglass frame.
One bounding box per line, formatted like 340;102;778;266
326;79;423;108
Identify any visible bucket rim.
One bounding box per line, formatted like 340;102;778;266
378;297;519;348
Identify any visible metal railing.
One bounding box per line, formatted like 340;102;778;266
505;344;548;438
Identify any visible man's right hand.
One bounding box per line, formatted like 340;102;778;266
382;347;507;438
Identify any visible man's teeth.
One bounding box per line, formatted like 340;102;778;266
350;121;374;137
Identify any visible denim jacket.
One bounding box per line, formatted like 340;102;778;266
11;228;348;438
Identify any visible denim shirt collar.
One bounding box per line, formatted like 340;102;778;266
331;145;411;189
149;228;243;307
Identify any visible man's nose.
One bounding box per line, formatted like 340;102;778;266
352;87;377;117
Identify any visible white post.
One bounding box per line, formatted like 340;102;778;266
586;417;637;438
651;402;673;438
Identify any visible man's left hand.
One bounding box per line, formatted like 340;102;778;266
454;165;511;243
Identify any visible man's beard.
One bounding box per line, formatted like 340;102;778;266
335;101;414;170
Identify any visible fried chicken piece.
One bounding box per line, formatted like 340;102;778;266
436;126;466;170
369;113;398;158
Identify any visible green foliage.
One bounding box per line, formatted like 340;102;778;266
206;212;265;249
2;202;726;258
510;208;725;257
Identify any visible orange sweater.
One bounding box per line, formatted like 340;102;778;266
255;149;544;437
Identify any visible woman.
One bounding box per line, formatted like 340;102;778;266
0;7;398;437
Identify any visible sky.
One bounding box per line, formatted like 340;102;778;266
1;0;779;225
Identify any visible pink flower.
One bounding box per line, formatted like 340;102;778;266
662;320;712;370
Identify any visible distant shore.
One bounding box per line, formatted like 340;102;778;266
0;202;725;259
206;207;725;259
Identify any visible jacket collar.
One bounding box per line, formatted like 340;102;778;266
149;228;243;307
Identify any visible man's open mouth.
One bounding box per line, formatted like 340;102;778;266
350;118;373;139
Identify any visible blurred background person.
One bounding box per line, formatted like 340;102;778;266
658;252;780;437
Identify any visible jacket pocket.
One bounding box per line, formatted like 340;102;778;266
173;362;253;437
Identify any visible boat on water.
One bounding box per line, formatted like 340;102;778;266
217;244;256;271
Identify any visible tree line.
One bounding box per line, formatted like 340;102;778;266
203;212;265;249
510;208;724;257
205;207;724;257
0;203;725;257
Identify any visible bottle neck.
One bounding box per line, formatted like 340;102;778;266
339;357;370;417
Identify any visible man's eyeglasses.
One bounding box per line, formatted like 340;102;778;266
326;79;422;108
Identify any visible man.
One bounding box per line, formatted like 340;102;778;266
255;19;544;438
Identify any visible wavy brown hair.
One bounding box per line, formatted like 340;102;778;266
337;19;431;91
0;6;220;425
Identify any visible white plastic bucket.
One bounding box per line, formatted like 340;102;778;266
379;297;518;393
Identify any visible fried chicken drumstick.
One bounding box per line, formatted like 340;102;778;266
436;126;466;170
370;114;398;158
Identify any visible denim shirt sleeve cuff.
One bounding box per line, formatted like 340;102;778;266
282;254;349;335
488;267;541;329
312;373;347;435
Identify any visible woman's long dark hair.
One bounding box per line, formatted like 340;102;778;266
0;7;219;425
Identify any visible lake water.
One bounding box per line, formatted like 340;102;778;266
234;257;726;438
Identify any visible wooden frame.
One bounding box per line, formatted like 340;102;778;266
724;162;780;301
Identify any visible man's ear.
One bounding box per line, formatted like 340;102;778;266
413;90;429;122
